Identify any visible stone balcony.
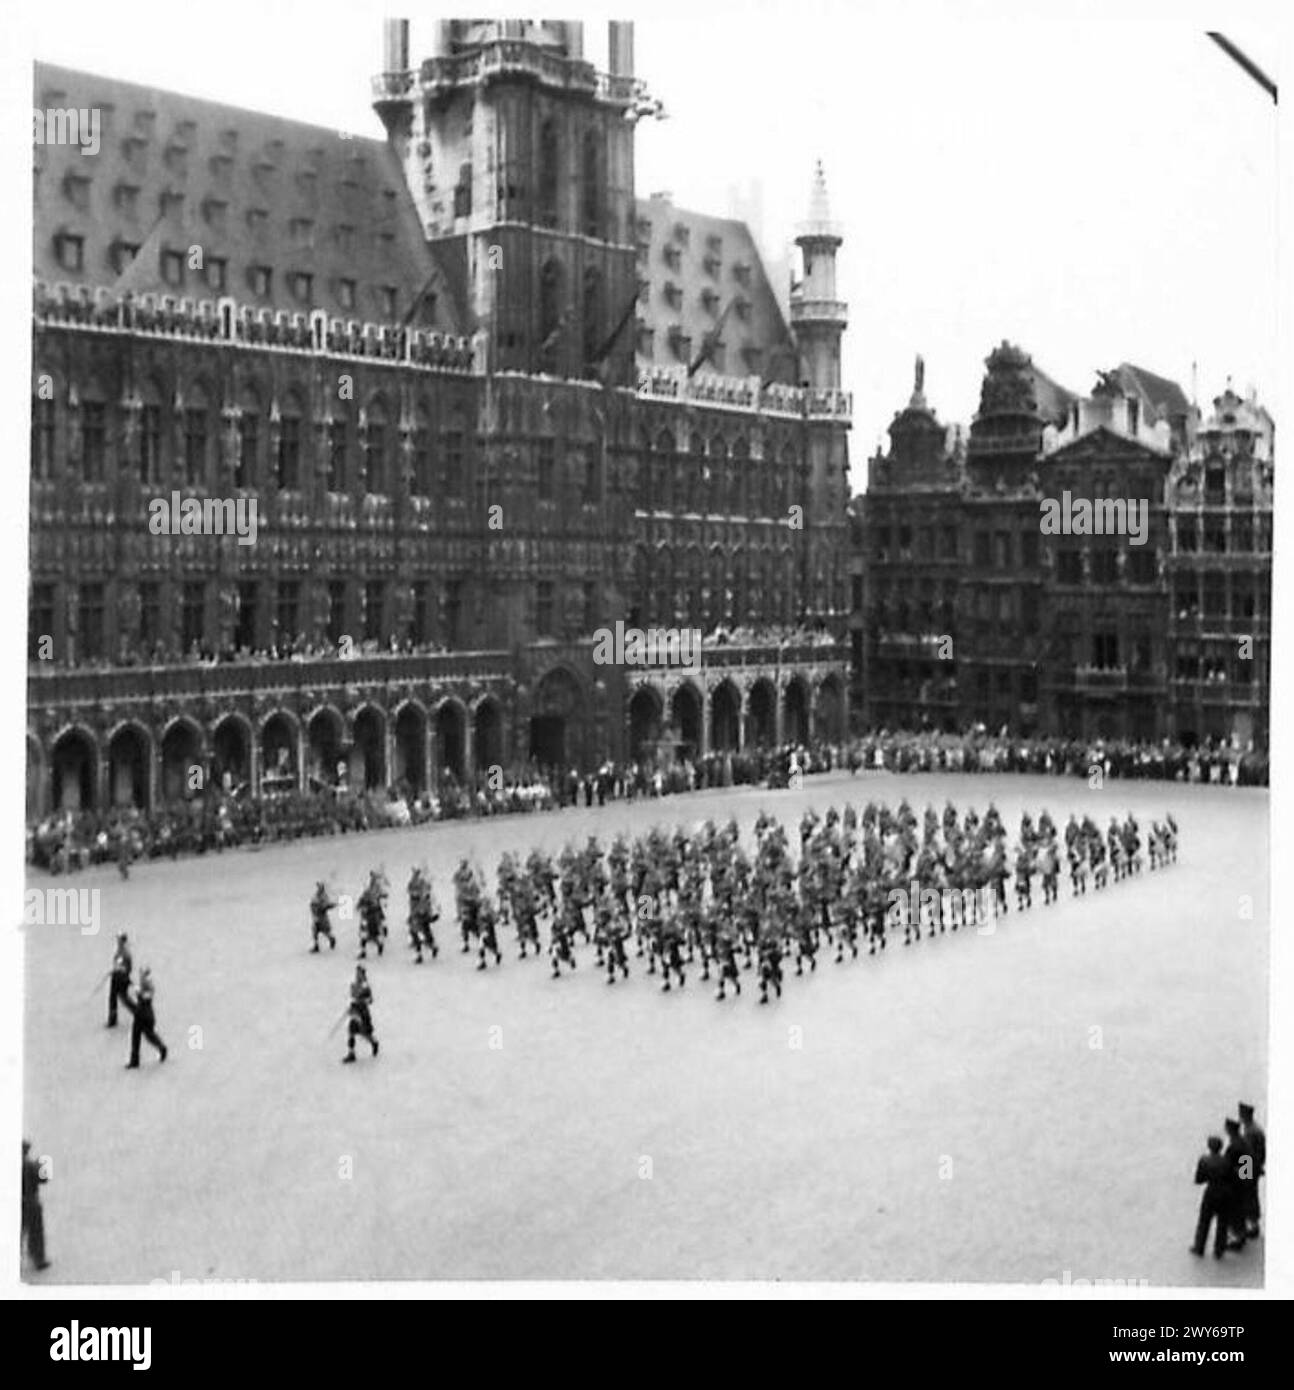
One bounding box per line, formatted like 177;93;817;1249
790;298;849;324
28;650;513;712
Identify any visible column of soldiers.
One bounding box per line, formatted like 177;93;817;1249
301;798;1180;1031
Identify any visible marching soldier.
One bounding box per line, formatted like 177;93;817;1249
125;967;168;1069
107;932;132;1028
342;965;379;1064
309;881;337;953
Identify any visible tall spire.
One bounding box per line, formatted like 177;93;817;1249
808;159;831;226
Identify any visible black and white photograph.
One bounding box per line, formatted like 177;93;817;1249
5;0;1289;1321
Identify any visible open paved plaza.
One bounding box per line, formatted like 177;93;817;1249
23;771;1266;1286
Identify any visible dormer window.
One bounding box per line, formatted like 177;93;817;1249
732;261;752;287
663;281;682;310
54;232;84;271
673;221;690;247
248;264;272;298
288;271;314;305
62;172;92;210
733;297;751;321
161;248;186;286
662;244;681;271
703;254;721;279
700;288;720;315
668;325;691;361
338;278;357;311
112;240;139;273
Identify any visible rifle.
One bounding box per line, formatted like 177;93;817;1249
86;970;112;999
326;1008;351;1041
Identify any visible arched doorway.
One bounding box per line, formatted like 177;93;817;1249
108;724;151;809
473;697;503;774
261;712;298;794
393;703;427;793
435;700;466;782
628;685;663;763
212;715;251;795
815;675;844;743
671;682;702;760
307;708;345;790
351;706;386;790
529;666;586;771
51;727;96;812
160;719;203;802
748;678;776;748
784;677;809;745
711;680;741;752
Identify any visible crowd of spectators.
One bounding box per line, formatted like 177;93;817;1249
27;728;1263;874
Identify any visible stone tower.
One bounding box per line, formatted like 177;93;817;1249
791;160;847;390
372;18;640;384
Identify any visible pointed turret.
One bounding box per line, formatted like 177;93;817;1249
790;160;847;390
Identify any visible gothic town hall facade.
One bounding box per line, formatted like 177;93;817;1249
29;19;853;815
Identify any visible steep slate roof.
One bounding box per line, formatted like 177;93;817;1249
633;193;797;382
1115;362;1192;422
32;62;462;332
1029;363;1077;425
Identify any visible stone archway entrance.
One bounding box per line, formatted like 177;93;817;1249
529;666;587;771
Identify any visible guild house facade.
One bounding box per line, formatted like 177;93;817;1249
860;348;1272;749
28;19;853;816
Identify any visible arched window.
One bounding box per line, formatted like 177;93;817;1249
276;390;305;491
411;402;433;498
31;373;57;482
582;264;603;375
78;379;109;484
139;377;166;486
237;384;262;490
582;128;602;239
655;429;674;513
539;259;563;374
183;383;210;487
730;437;749;515
538;120;559;228
708;437;728;515
363;395;390;495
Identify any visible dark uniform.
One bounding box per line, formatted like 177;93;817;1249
342;968;379;1063
1222;1120;1253;1250
310;883;337;953
107;933;132;1027
126;969;168;1068
21;1140;50;1270
1191;1137;1233;1258
1238;1103;1265;1237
